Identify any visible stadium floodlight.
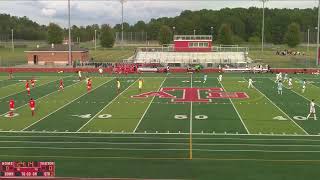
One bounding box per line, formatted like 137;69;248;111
95;29;97;50
68;0;72;66
11;29;14;52
317;0;320;66
259;0;268;54
120;0;126;49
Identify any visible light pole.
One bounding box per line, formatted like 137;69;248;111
95;29;97;50
68;0;72;66
11;29;14;52
210;26;213;39
173;26;176;41
307;28;310;52
193;29;196;36
317;0;320;66
120;0;125;49
261;0;268;53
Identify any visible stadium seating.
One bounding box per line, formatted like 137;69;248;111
134;51;251;66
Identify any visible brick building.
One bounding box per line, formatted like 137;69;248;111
25;44;89;65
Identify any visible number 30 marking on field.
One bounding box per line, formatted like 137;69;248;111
293;116;307;121
174;115;208;120
98;114;112;119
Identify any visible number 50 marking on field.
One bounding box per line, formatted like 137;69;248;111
174;115;208;120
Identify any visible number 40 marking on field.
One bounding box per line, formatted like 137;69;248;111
71;114;112;119
273;116;307;121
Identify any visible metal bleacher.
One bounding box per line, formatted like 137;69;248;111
134;46;251;67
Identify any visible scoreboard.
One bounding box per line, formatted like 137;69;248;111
0;161;55;177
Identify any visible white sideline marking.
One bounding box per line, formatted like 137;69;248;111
21;78;114;131
252;78;309;135
76;79;137;132
218;78;250;134
133;77;167;132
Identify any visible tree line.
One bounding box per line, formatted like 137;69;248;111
0;7;317;47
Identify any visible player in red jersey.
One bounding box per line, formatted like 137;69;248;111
29;98;35;116
25;80;30;96
87;78;92;92
59;79;64;91
31;78;35;88
9;99;15;117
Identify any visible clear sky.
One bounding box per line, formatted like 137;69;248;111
0;0;318;27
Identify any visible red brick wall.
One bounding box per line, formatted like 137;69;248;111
26;51;89;65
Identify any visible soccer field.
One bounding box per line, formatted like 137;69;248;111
1;72;320;179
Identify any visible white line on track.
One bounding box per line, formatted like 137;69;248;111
218;78;250;134
248;78;310;135
21;78;113;131
76;79;137;132
133;77;167;132
0;146;318;153
2;140;320;147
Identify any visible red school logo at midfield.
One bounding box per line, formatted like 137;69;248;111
131;87;249;103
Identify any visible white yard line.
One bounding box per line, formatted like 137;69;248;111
251;78;309;135
76;79;137;132
1;76;75;117
21;78;113;131
0;78;60;101
133;77;167;132
218;78;250;134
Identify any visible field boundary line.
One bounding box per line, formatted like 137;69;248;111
21;78;114;131
133;77;167;132
0;77;60;101
0;130;317;136
219;78;250;134
252;78;309;135
76;78;137;132
1;76;76;117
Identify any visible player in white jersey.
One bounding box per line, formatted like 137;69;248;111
279;72;283;81
78;70;82;81
248;78;253;88
203;74;208;83
277;80;283;95
284;73;288;82
302;79;306;93
218;74;223;82
288;77;292;89
275;73;280;82
307;99;317;120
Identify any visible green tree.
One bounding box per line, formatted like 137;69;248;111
158;25;172;45
47;23;63;44
285;22;301;48
100;24;115;48
218;24;233;45
248;36;260;44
